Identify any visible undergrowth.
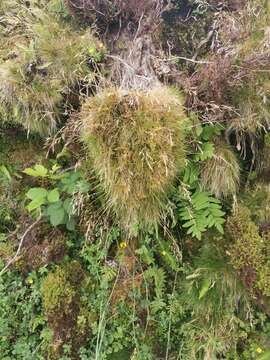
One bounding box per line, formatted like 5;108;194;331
0;0;270;359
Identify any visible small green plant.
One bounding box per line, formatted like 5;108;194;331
24;164;90;230
178;190;225;239
175;123;226;239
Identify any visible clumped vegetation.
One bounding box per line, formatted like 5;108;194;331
81;87;187;230
0;0;103;134
1;0;270;359
201;140;240;198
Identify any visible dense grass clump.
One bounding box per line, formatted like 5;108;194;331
81;87;187;230
0;3;101;135
201;141;240;198
180;243;251;359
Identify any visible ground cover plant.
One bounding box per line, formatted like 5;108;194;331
0;0;270;359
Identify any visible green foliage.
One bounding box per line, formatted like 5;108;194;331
174;122;226;240
24;164;90;230
179;243;251;359
81;87;187;232
178;191;225;239
0;268;46;359
0;1;270;359
227;205;270;297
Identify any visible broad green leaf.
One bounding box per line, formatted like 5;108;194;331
47;189;60;203
215;223;224;234
195;124;203;137
46;201;63;216
66;217;76;231
26;197;46;211
49;207;66;227
199;142;215;161
76;180;90;193
209;208;225;217
63;198;72;213
0;165;12;181
23;164;48;177
199;278;212;299
182;219;196;228
26;188;48;200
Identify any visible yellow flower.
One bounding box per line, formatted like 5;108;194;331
88;47;96;55
120;241;127;249
256;347;263;354
99;43;104;49
161;251;166;256
28;278;34;284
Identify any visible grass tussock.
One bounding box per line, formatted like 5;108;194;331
181;243;251;359
201;141;240;198
81;87;187;231
0;1;101;135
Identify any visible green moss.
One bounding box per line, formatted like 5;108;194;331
226;205;270;300
227;206;265;270
258;263;270;297
0;241;15;262
81;87;187;231
41;261;84;317
40;261;89;358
